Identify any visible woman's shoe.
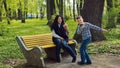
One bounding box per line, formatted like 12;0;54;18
72;56;76;63
56;56;61;63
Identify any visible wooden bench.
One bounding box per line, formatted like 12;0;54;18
16;33;77;68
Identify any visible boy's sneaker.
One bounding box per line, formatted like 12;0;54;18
77;61;85;65
86;62;92;65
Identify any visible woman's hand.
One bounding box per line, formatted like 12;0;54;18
60;37;64;42
63;23;69;34
63;23;67;29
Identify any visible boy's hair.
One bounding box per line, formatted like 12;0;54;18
76;16;82;19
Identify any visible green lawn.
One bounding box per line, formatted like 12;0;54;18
0;18;120;67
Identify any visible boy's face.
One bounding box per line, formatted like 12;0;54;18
76;17;83;24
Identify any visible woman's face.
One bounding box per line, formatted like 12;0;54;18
57;17;62;24
76;17;83;24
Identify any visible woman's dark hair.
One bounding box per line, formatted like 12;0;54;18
51;15;64;30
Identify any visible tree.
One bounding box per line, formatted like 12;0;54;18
68;0;72;16
0;0;3;22
76;0;83;16
63;0;66;21
56;0;63;16
73;0;76;21
7;0;19;20
115;0;120;24
74;0;106;42
38;0;45;19
21;0;28;23
0;11;2;22
47;0;56;27
3;0;11;24
18;0;22;20
106;0;116;28
117;12;120;24
17;0;26;23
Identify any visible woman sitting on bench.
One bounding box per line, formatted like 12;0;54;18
51;15;76;63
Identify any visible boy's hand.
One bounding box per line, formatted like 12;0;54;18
81;24;85;29
102;29;108;32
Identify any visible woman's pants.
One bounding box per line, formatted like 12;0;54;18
53;38;76;61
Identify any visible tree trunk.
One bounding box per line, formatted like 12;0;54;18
56;0;63;16
80;0;83;14
106;0;116;28
13;11;17;20
76;1;80;16
8;8;12;20
47;0;51;20
74;0;106;42
106;0;113;11
47;0;56;27
21;12;25;23
59;0;63;16
21;8;26;23
117;12;120;24
63;0;66;21
73;0;76;21
0;0;2;22
76;0;83;16
3;0;10;24
69;4;72;17
21;0;28;23
18;8;22;20
0;11;2;22
115;0;120;24
40;7;43;19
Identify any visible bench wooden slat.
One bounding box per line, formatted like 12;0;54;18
24;41;74;49
23;39;53;43
22;34;53;48
23;40;53;44
26;44;55;49
21;33;75;49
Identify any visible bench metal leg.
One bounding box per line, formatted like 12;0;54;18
45;47;57;60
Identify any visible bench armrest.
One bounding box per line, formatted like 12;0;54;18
72;39;77;45
16;36;46;67
29;46;46;58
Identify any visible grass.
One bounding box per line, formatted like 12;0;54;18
88;25;120;54
0;19;51;61
0;18;120;67
0;64;12;68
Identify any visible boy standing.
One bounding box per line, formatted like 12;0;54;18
76;16;107;65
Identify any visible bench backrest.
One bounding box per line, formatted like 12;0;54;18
21;33;54;49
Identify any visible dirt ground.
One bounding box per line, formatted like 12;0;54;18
4;53;120;68
46;54;120;68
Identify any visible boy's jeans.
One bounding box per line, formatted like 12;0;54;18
80;37;92;63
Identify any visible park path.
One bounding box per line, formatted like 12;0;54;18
46;54;120;68
8;53;120;68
